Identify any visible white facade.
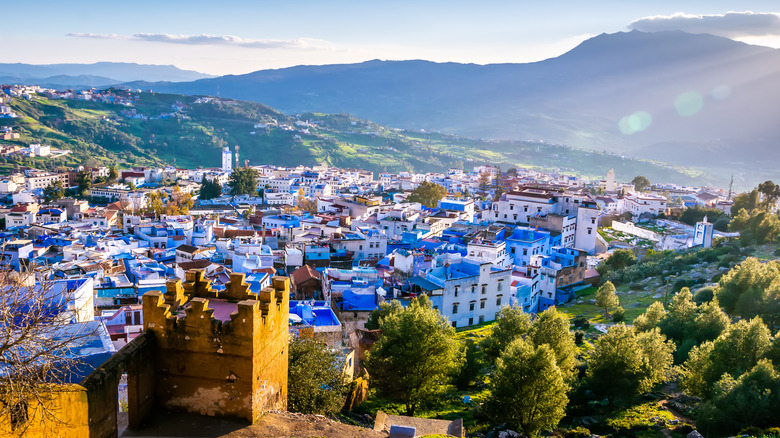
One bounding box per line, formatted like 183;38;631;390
222;146;233;173
424;257;512;328
574;205;599;254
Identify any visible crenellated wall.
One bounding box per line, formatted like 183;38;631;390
143;271;289;423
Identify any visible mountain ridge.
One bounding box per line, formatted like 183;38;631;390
124;30;780;185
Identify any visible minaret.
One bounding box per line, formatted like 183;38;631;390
606;168;616;192
222;146;232;173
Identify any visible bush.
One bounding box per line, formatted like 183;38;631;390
628;283;645;291
612;306;626;323
573;316;590;329
673;279;690;292
710;273;723;284
562;426;591;438
574;331;585;345
693;287;715;305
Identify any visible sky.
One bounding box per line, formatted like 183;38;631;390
4;1;780;76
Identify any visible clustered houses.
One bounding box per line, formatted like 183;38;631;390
0;139;738;407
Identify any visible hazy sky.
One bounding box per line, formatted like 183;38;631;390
5;1;780;75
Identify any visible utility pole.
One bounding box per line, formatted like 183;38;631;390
728;174;734;200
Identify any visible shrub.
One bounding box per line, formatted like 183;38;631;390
612;306;626;323
574;331;585;345
573;316;590;329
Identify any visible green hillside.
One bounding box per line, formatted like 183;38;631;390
0;91;713;186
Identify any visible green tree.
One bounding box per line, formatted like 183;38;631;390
365;295;460;416
483;339;568;437
604;249;636;271
631;175;651;192
42;180;64;203
595;281;619;316
287;337;348;415
731;189;760;216
696;360;780;435
406;181;448;208
528;307;578;381
757;180;780;211
364;300;404;330
587;324;674;399
717;258;780;330
454;339;482;390
482;305;531;362
108;165;118;182
681;317;772;397
633;301;667;332
75;170;92;197
658;287;697;343
228;166;259;196
198;176;222;200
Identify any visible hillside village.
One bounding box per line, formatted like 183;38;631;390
2;84;779;438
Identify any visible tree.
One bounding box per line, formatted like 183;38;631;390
757;180;780;211
296;188;317;214
696;359;780;435
165;187;193;216
586;324;674;399
681;317;772;397
482;305;531;362
596;281;619;316
478;172;491;192
287;337;348;415
42;181;64;203
604;249;636;271
0;273;98;432
731;189;760;216
107;165;118;182
528;307;578;381
631;175;650;192
198;176;222;200
483;339;568;437
365;295;460;416
228;166;259;196
634;301;667;332
406;181;448;208
364;300;404;330
717;258;780;331
75;170;91;197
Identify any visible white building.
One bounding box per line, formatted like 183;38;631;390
222;146;233;173
422;255;511;328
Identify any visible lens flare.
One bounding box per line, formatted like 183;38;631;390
618;111;652;135
711;85;730;101
675;91;703;117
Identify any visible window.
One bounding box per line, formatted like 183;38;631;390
497;282;502;291
452;303;459;314
479;315;485;323
471;285;476;294
452;321;457;328
469;302;475;311
454;286;459;297
587;228;592;235
523;249;527;256
496;296;502;306
469;317;474;325
480;300;486;309
481;285;487;294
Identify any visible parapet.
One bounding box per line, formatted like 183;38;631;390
142;272;290;351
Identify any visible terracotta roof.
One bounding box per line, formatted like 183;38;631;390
290;265;321;286
177;259;212;270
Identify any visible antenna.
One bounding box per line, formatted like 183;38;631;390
728;174;734;201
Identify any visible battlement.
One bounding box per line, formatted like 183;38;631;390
141;270;290;422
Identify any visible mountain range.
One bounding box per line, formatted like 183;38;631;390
126;30;780;185
0;62;214;87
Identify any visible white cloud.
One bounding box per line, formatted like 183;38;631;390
68;32;332;50
629;11;780;38
66;33;125;40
